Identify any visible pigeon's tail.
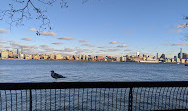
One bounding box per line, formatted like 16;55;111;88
56;74;66;78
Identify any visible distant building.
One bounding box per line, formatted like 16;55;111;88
175;58;180;63
0;50;8;59
181;59;185;64
174;56;177;59
17;49;19;55
182;53;188;59
79;55;82;61
178;48;183;59
156;53;158;59
160;54;165;59
25;54;32;60
96;56;103;61
50;54;55;60
120;56;126;62
82;55;85;61
88;55;92;60
85;55;88;61
32;54;40;60
136;52;140;57
180;48;182;59
55;54;62;60
171;58;175;63
13;49;16;55
20;53;24;59
8;51;13;58
73;55;78;60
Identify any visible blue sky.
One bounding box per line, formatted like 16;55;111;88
0;0;188;57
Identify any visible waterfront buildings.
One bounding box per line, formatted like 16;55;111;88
55;54;62;60
0;48;188;63
0;50;8;59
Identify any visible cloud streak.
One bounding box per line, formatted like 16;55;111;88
82;44;95;47
117;44;128;48
79;40;88;43
40;31;58;36
164;43;188;46
21;37;32;41
10;41;36;48
52;42;63;45
110;41;118;44
0;29;9;33
58;37;75;40
0;40;6;43
171;43;188;46
29;28;37;32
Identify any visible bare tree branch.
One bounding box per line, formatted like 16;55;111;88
0;0;69;32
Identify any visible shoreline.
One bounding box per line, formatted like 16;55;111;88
0;59;187;64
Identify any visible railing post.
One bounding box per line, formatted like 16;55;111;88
128;87;133;111
29;89;32;111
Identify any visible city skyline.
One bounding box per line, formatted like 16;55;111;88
0;0;188;57
1;47;188;64
1;47;187;61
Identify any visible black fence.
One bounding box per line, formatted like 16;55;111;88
0;81;187;111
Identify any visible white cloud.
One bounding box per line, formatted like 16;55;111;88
52;42;63;45
124;49;131;51
0;29;9;33
117;44;128;48
74;48;91;54
40;45;49;48
21;37;32;41
0;40;6;43
10;41;35;48
107;49;120;52
79;40;88;43
163;42;188;46
82;44;94;47
99;48;120;52
110;41;118;44
0;45;5;48
63;48;74;52
40;31;58;36
58;37;75;40
175;23;188;28
98;46;106;48
171;43;188;46
29;28;37;32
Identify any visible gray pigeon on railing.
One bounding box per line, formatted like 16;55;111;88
50;70;66;79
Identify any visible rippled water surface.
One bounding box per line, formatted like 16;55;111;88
0;60;187;82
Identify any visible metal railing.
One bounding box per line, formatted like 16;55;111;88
0;81;187;111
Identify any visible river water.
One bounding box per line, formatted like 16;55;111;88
0;60;187;111
0;60;187;83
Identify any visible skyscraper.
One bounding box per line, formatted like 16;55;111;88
180;48;182;59
136;52;140;57
17;49;19;55
157;53;159;59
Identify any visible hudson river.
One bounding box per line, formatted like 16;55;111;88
0;60;187;83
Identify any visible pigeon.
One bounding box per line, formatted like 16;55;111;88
50;70;66;79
